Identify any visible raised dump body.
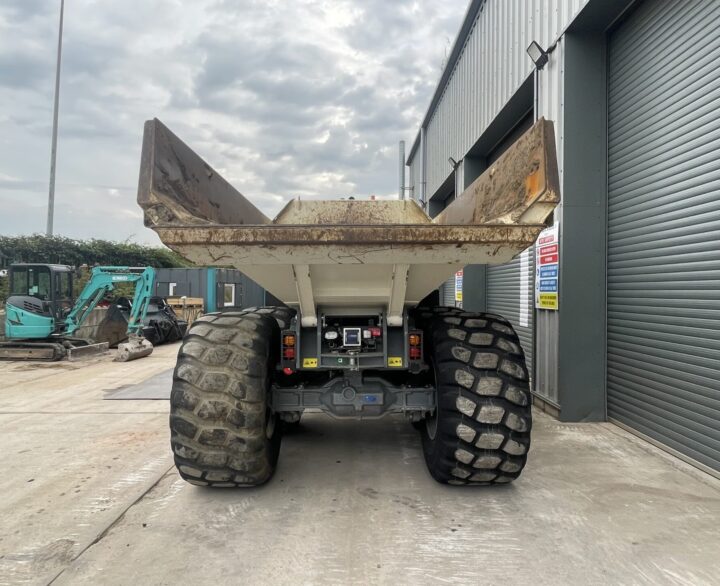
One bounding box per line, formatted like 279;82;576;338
138;118;558;327
138;118;560;489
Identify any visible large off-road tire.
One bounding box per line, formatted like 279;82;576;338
244;306;295;331
416;307;532;485
170;308;288;487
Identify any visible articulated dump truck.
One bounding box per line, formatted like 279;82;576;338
137;118;560;487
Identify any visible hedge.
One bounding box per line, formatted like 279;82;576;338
0;235;190;269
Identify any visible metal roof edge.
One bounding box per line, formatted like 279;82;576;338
406;0;486;164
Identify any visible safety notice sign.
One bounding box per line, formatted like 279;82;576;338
455;270;463;302
535;225;559;310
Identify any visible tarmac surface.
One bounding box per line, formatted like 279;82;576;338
1;343;719;585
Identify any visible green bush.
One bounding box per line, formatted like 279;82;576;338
0;235;190;269
0;275;7;308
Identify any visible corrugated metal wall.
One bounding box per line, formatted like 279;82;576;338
487;248;535;376
441;277;457;307
533;37;565;404
410;0;587;198
218;269;266;309
407;1;571;401
154;268;206;299
155;268;266;311
409;153;423;201
607;0;720;472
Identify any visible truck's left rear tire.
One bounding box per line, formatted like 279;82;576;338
170;310;281;487
420;310;532;485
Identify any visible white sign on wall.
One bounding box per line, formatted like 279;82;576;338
535;225;559;310
454;270;463;303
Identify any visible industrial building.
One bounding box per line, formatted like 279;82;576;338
406;0;719;475
153;267;268;312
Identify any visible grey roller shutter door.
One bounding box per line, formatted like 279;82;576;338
442;277;456;307
487;249;534;378
607;0;720;472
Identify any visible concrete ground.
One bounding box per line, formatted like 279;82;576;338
1;345;719;586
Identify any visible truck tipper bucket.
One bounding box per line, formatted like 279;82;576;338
138;118;559;327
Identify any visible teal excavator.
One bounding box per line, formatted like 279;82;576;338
1;264;155;362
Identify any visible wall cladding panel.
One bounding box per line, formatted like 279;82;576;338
418;0;586;198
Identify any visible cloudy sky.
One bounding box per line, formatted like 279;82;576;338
0;0;465;245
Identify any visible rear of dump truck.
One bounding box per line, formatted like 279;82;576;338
137;118;560;487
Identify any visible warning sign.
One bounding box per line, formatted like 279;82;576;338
537;293;558;310
535;225;559;311
455;270;463;302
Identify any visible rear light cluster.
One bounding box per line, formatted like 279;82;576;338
408;331;423;361
323;326;382;348
281;332;296;372
360;326;382;349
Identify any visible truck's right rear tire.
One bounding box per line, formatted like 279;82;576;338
419;310;532;485
170;310;281;487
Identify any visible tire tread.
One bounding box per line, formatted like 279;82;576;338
414;306;532;485
170;306;294;487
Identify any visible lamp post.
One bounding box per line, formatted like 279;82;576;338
527;41;551;123
47;0;65;236
526;41;549;70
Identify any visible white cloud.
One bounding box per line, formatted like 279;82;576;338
0;0;465;245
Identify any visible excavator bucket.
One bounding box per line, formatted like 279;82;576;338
115;337;154;362
66;342;110;361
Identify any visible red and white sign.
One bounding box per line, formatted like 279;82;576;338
539;243;558;255
535;225;559;310
538;234;555;246
539;252;558;265
537;234;559;266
